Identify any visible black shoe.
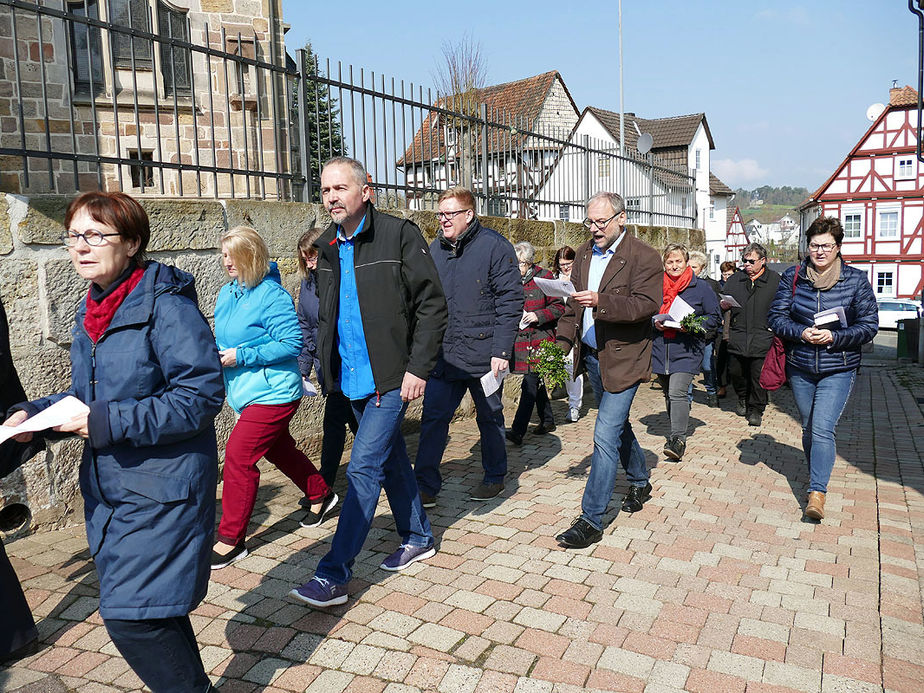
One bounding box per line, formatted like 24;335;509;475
555;517;603;548
621;483;652;513
0;638;39;664
663;436;686;461
211;541;248;570
470;482;504;501
300;492;339;527
735;399;747;416
505;430;523;446
747;410;763;427
706;394;719;408
420;491;437;509
532;423;556;434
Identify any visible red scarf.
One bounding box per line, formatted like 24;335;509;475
659;266;693;338
83;266;145;343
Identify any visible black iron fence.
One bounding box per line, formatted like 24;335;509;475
0;0;696;227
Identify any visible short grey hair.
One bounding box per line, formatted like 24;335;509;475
662;243;689;263
688;250;708;269
514;241;535;264
587;191;626;216
322;156;368;188
742;242;767;260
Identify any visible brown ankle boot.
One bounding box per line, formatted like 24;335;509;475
805;491;826;520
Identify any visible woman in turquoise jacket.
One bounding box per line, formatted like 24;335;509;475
212;226;335;569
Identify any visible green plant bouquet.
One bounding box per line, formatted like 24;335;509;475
679;313;708;335
530;340;569;390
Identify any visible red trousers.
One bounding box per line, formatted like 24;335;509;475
217;400;329;544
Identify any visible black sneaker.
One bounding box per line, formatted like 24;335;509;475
663;436;686;461
420;491;437;509
621;483;653;513
706;394;719;408
470;482;504;500
747;411;763;427
532;423;556;434
555;517;603;548
735;399;747;416
505;430;523;446
300;492;339;528
211;541;248;570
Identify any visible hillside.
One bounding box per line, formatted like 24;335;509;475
732;185;810;224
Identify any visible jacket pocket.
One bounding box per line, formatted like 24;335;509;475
120;468;191;504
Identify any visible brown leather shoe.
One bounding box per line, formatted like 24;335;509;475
805;491;826;520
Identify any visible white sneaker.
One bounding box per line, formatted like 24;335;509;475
568;407;580;422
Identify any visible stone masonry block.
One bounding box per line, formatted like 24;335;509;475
42;257;88;346
17;196;68;244
224;200;330;256
169;253;230;319
143;199;225;251
0;195;12;254
507;219;556;249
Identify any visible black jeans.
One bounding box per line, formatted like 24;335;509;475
104;616;214;693
729;354;768;412
1;539;37;659
511;372;554;436
319;391;360;489
716;339;730;388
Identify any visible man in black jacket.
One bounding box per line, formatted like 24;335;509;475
290;157;448;608
722;243;781;426
414;187;522;506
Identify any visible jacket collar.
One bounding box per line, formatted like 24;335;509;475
438;218;480;256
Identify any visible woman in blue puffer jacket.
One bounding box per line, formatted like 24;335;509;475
768;216;878;522
212;226;334;570
652;244;721;462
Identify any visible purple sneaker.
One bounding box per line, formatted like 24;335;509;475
380;543;436;572
288;577;348;607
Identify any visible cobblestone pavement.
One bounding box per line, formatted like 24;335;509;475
2;360;923;692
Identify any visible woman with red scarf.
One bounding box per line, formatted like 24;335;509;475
652;244;721;461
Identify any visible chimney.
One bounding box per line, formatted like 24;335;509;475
890;86;902;105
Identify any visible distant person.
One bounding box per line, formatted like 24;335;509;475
212;226;335;570
289;157;447;608
505;241;565;447
688;250;722;407
768;216;877;521
652;245;721;460
414;187;521;507
3;191;224;692
716;260;738;397
553;192;661;549
722;243;781;426
554;245;585;420
295;229;358;490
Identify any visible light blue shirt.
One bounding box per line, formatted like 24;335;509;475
582;230;627;349
337;214;376;400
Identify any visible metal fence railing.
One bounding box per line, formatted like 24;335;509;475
0;0;696;226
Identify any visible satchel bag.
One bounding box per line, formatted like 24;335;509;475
759;269;798;391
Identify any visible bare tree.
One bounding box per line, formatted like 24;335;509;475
433;35;487;192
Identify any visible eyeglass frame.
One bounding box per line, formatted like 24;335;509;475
808;242;837;253
436;209;472;221
582;211;621;230
741;257;764;265
61;230;122;247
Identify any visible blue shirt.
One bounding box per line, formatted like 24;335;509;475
582;231;626;349
337;215;376;400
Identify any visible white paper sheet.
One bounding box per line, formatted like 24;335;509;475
0;396;89;446
653;295;695;329
814;306;847;328
519;311;532;330
533;276;576;299
480;366;509;397
719;293;741;308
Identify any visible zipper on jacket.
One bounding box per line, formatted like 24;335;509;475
89;342;97;400
815;288;821;374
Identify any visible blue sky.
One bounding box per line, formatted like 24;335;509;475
281;1;918;191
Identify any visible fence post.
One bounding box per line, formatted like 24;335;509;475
295;49;312;203
481;102;489;216
582;134;590;204
648;154;654;226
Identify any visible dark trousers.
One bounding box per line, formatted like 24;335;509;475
1;539;37;659
414;374;508;495
511;372;554;436
104;615;214;693
729;354;768;412
716;339;730;388
319;391;360;489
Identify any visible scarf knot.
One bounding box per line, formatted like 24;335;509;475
659;266;693;338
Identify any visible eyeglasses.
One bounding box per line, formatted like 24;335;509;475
518;261;531;268
808;242;836;253
558;261;574;270
436;209;470;221
582;212;620;230
741;258;763;265
61;230;121;247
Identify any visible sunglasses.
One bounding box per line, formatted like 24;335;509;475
741;258;762;265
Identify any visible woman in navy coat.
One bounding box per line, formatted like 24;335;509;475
652;244;721;461
4;192;224;692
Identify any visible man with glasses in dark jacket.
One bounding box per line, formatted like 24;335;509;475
722;242;782;426
414;187;522;507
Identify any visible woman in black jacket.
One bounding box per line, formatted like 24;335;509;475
768;217;878;521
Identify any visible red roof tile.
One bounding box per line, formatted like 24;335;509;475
890;85;918;107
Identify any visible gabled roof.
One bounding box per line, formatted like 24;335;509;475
585;107;715;153
397;71;577;166
806;86;919;202
727;206;742;232
709;172;734;197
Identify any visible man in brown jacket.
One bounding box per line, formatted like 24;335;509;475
554;192;663;549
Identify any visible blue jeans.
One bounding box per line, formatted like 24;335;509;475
315;389;433;585
581;354;650;530
415;374;507;495
687;342;717;402
788;368;856;493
